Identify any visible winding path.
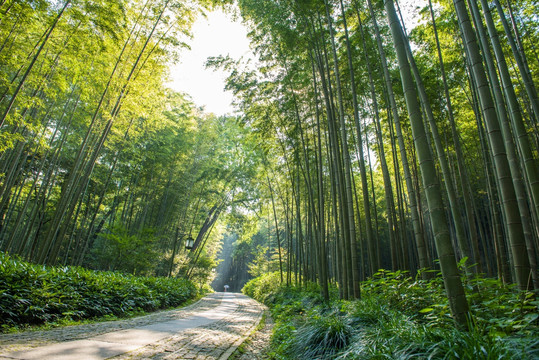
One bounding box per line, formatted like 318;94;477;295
0;292;267;360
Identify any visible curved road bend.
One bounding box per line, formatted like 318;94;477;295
0;292;265;360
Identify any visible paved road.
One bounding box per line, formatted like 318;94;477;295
0;292;265;360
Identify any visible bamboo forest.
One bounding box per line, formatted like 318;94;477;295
0;0;538;358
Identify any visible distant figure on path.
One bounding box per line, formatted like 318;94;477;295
224;284;230;292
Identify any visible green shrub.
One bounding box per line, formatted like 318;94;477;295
242;271;281;303
361;269;449;322
0;252;197;331
269;319;297;359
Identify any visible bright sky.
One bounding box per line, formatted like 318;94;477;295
169;10;252;116
168;3;423;116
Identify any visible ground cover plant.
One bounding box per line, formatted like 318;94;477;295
0;253;198;332
243;271;539;359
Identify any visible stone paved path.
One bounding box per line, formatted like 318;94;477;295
233;309;273;360
0;292;266;360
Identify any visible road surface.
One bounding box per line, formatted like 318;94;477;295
0;292;266;360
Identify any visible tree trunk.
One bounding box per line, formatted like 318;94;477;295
384;0;470;327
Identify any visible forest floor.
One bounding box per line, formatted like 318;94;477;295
0;292;271;360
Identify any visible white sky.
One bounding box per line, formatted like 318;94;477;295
168;3;423;116
169;10;251;116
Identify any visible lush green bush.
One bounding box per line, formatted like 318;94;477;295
361;269;447;321
364;268;539;336
243;270;539;359
0;253;197;331
242;271;282;303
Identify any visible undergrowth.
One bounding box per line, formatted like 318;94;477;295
243;270;538;359
0;252;198;332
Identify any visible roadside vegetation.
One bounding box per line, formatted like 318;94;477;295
0;253;198;332
243;270;538;359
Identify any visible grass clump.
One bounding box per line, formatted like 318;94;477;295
293;309;352;359
243;270;538;359
0;252;198;332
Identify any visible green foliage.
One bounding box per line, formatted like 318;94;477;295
243;271;539;359
244;276;347;359
248;245;270;277
246;242;283;279
340;306;536;359
426;325;536;360
89;224;160;275
0;253;197;331
462;274;539;336
242;271;282;304
341;304;438;359
185;251;219;287
362;268;539;335
362;269;449;323
0;0;254;293
270;319;296;359
292;309;352;359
